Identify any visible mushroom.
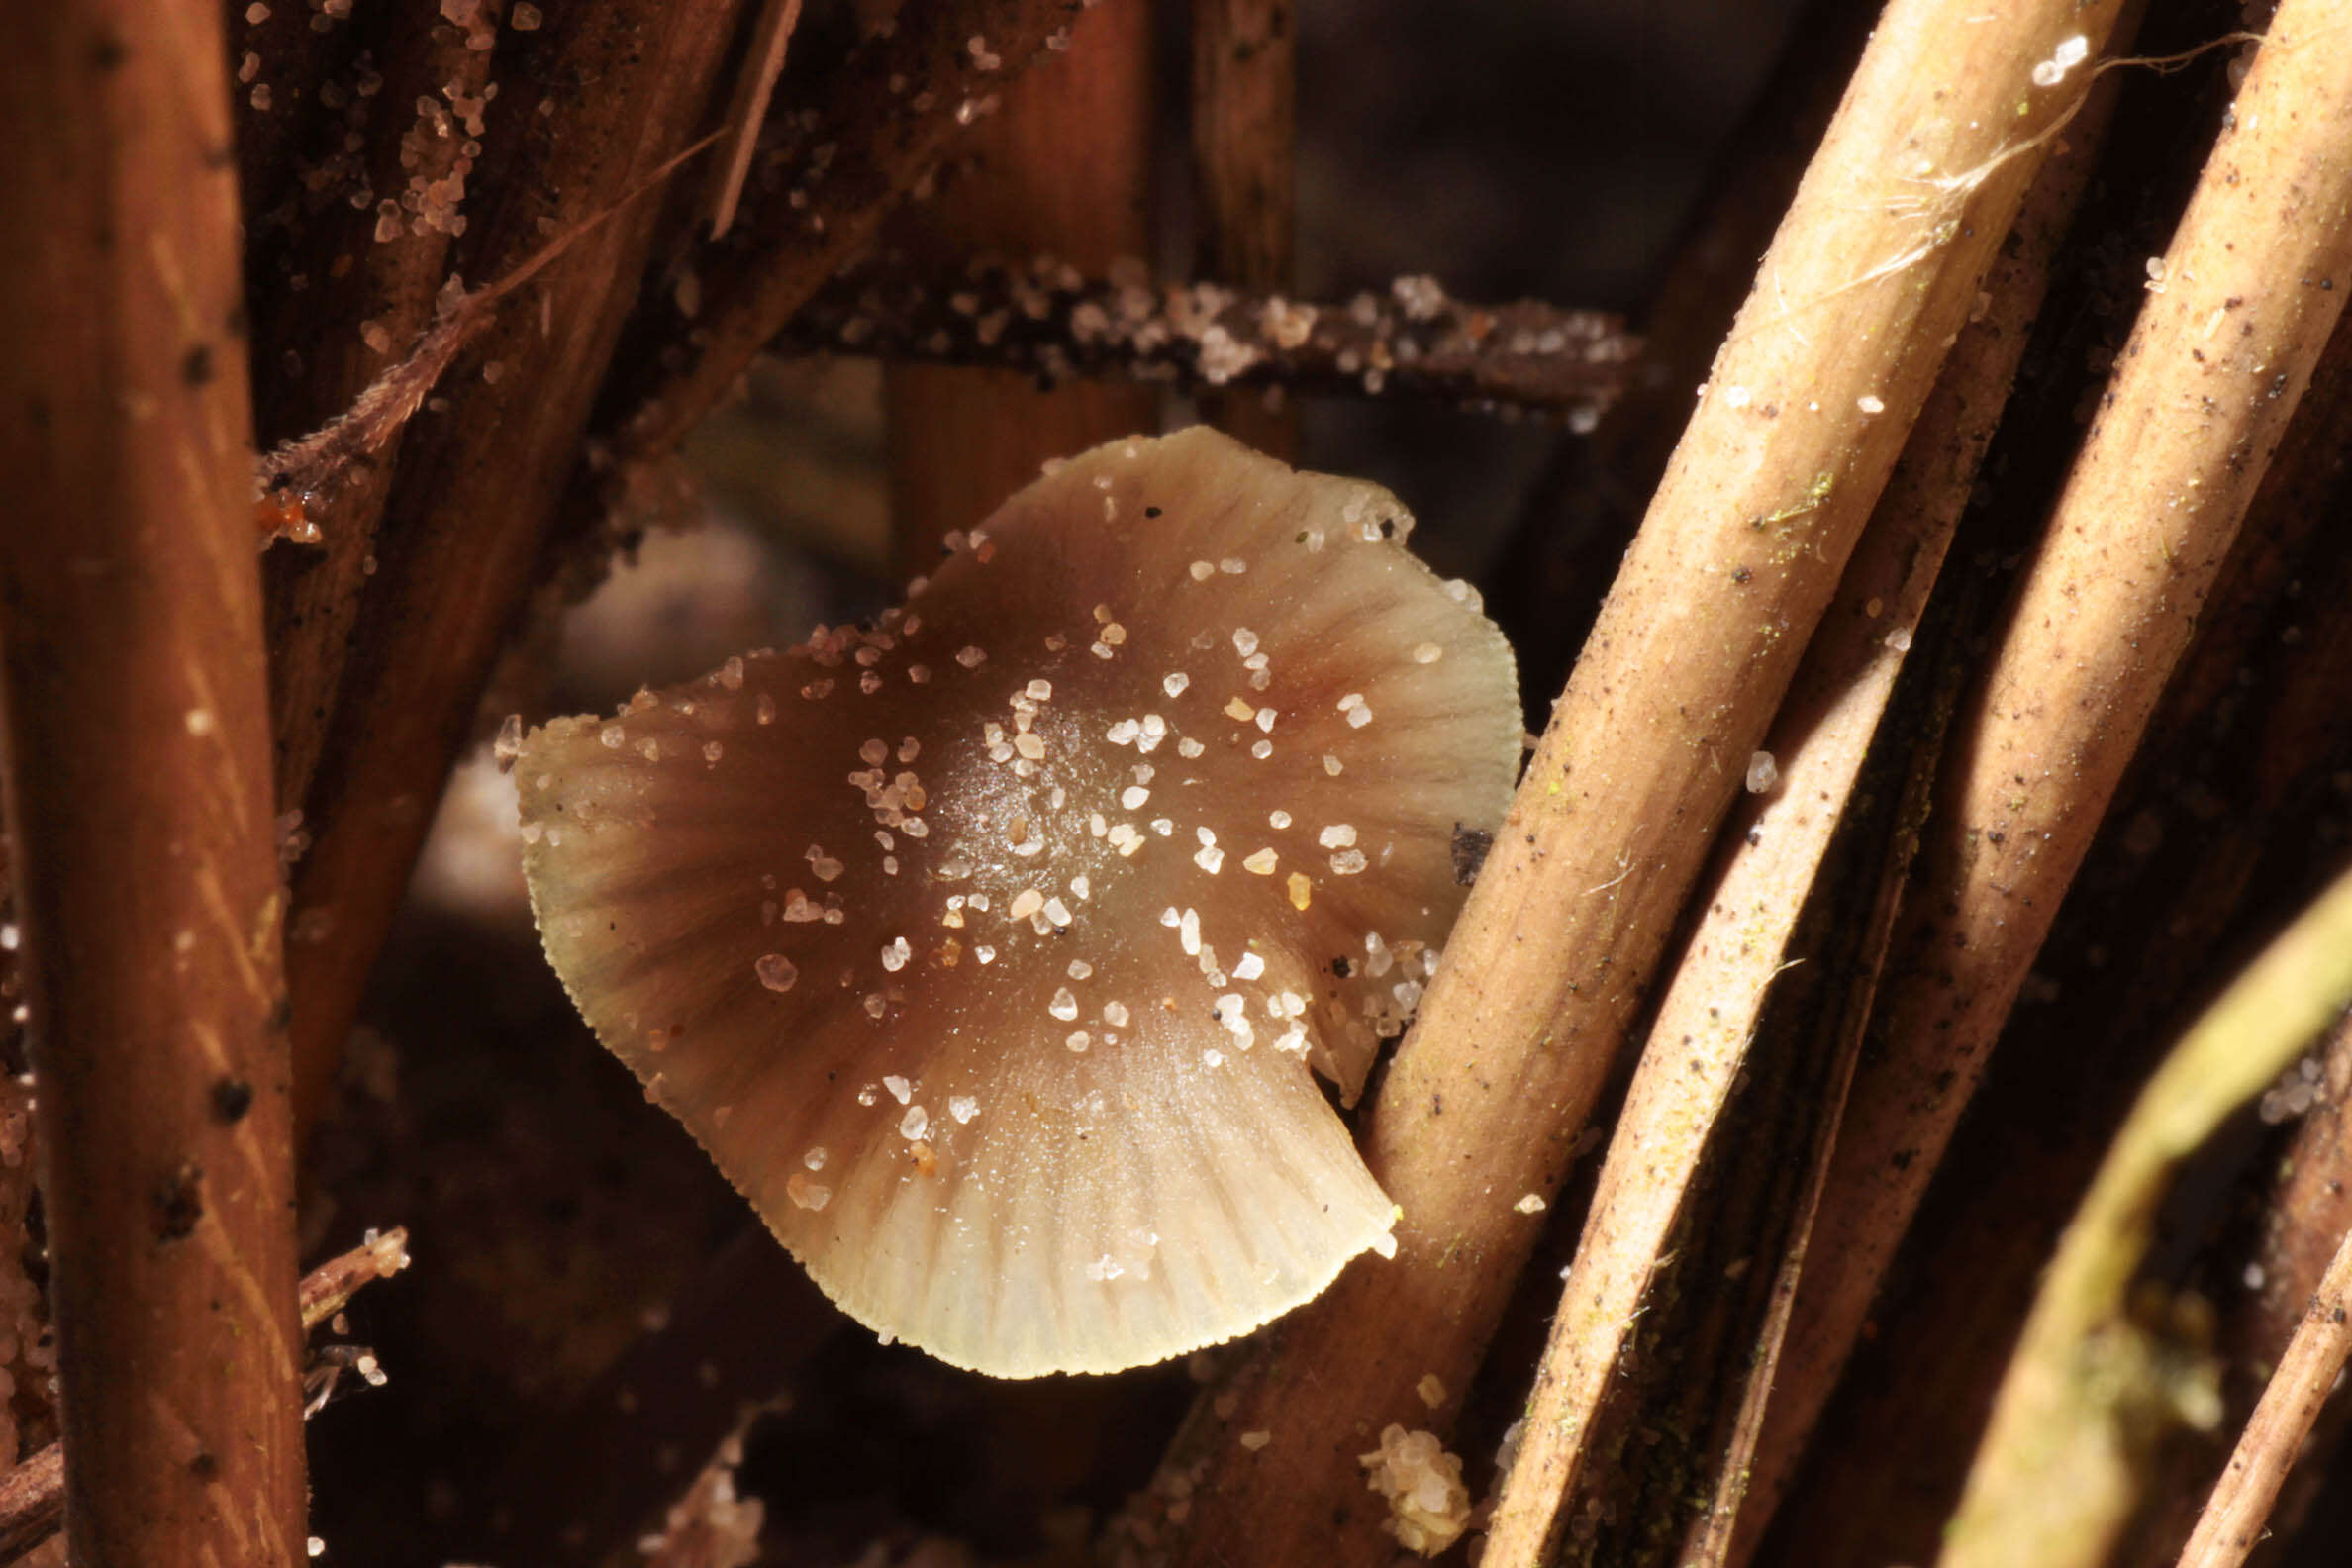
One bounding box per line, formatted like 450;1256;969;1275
516;427;1519;1377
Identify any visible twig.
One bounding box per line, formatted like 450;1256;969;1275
279;0;752;1135
0;1448;61;1566
2177;1222;2352;1567
0;1228;417;1565
705;0;806;239
298;1226;413;1334
1939;862;2352;1568
0;2;310;1561
605;0;1095;469
1190;0;1298;454
790;258;1636;417
879;0;1158;573
1484;49;2121;1558
1154;4;2129;1563
1757;13;2352;1547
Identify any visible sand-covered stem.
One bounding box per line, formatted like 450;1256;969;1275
1482;46;2128;1559
1157;3;2132;1563
1757;10;2352;1540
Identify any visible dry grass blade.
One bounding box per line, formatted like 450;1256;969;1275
1939;861;2352;1567
1153;4;2129;1563
1749;12;2352;1544
705;0;805;238
2177;1221;2352;1568
0;1;308;1560
1483;62;2121;1559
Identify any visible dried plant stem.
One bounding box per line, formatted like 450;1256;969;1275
883;0;1156;574
0;2;308;1561
0;1448;62;1566
1484;70;2117;1561
2177;1220;2352;1568
1157;5;2125;1563
281;0;750;1132
608;0;1092;470
1191;0;1298;455
0;1228;417;1565
789;262;1633;416
1939;862;2352;1568
255;9;494;814
705;0;806;239
298;1226;413;1333
1751;14;2352;1545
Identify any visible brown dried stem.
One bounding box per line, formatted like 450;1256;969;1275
0;1448;62;1567
788;260;1634;418
253;6;496;814
1746;14;2352;1547
1154;4;2127;1563
281;0;751;1132
0;2;309;1561
881;0;1157;574
1483;58;2121;1560
607;0;1095;470
0;1228;418;1566
1191;0;1298;455
2177;1216;2352;1568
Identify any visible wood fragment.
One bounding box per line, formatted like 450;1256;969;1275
605;0;1090;471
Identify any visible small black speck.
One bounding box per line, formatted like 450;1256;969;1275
181;344;216;388
190;1452;220;1482
1331;956;1352;978
1450;823;1493;886
211;1078;252;1124
1145;506;1162;518
154;1162;204;1241
1730;565;1753;585
91;30;128;69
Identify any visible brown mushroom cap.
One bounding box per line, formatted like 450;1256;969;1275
517;428;1519;1376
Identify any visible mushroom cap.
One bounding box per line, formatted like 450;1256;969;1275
517;428;1519;1377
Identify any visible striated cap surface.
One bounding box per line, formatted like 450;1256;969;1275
518;428;1519;1376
